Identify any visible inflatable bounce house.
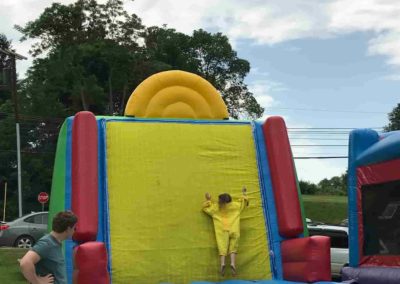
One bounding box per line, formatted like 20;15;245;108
49;70;340;283
343;129;400;283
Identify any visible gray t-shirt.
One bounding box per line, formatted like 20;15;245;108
31;234;67;284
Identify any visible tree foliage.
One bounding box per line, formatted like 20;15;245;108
0;34;12;104
300;172;348;196
16;0;263;118
1;0;265;220
142;27;264;118
385;103;400;131
299;180;318;195
0;34;24;219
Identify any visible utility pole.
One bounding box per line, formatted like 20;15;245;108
3;182;7;222
0;48;27;217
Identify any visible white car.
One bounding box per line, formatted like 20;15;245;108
307;223;349;279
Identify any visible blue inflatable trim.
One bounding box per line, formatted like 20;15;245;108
253;121;284;279
64;118;74;284
99;119;113;280
356;131;400;166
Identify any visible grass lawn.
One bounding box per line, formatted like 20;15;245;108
0;247;28;283
302;194;348;225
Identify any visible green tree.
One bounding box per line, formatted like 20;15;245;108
15;0;143;56
143;27;264;119
17;0;264;118
16;0;145;115
300;171;348;196
0;34;12;105
191;29;263;119
299;180;318;195
1;0;266;219
0;34;21;220
317;172;347;196
385;103;400;131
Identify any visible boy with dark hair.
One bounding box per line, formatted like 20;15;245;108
20;211;78;284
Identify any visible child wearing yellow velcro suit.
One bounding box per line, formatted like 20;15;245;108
202;187;249;277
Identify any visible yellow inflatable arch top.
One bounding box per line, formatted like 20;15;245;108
124;70;229;119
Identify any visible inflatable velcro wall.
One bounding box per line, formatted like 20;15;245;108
49;70;336;284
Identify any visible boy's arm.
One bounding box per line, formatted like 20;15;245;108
20;250;54;284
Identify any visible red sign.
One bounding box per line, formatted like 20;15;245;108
38;192;49;204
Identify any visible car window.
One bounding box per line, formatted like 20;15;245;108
24;216;35;223
24;214;48;225
308;228;348;249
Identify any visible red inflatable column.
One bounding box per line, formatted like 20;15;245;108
281;236;331;282
72;111;98;242
73;242;110;284
263;116;303;238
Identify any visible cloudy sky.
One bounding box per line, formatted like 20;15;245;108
1;0;399;182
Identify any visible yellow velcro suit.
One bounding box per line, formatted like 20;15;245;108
203;196;249;256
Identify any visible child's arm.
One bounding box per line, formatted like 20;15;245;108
203;193;217;216
240;186;249;211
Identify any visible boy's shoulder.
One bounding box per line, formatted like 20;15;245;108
34;234;59;249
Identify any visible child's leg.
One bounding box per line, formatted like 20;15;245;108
216;231;229;276
228;232;240;276
230;252;236;267
220;255;226;276
230;253;237;276
220;255;226;266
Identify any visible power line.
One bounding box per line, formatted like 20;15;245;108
287;127;383;130
293;153;347;156
289;131;363;134
0;111;66;122
294;156;348;159
291;144;348;147
289;138;349;140
0;149;54;154
268;107;387;114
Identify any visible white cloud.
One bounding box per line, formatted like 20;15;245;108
248;81;274;106
327;0;400;33
250;67;270;77
0;0;77;76
368;32;400;66
247;80;285;120
328;0;400;72
382;74;400;81
3;0;400;77
247;77;287;122
246;66;288;121
255;94;274;109
130;0;330;44
125;0;215;34
129;0;400;75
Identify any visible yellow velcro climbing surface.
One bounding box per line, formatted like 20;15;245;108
106;121;271;283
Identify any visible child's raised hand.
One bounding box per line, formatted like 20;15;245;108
242;186;247;195
205;193;211;200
